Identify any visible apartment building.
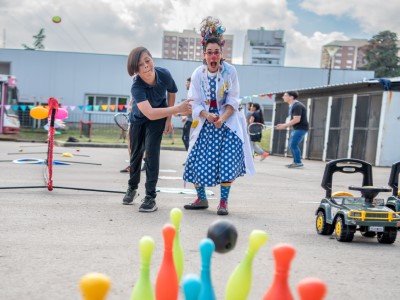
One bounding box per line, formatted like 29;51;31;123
242;28;286;66
320;39;369;70
162;29;233;63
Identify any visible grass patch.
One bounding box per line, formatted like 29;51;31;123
2;126;270;151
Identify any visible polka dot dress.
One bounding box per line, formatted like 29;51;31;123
183;76;246;187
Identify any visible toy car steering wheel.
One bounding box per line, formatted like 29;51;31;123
349;186;391;202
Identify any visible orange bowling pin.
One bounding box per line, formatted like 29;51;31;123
263;243;296;300
155;224;178;300
297;277;327;300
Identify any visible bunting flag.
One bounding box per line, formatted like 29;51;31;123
0;93;277;113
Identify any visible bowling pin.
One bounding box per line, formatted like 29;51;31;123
297;277;327;300
225;230;268;300
263;243;296;300
155;224;179;300
199;238;216;300
79;272;111;300
170;208;184;282
131;236;155;300
182;273;202;300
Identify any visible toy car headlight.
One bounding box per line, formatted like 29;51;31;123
349;211;362;218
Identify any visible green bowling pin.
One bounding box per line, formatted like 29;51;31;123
225;230;269;300
131;236;155;300
170;208;184;282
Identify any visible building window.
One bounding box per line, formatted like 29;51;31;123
87;95;128;112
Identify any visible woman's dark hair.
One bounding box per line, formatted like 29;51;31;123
203;36;222;51
252;103;265;124
127;47;152;76
202;37;225;65
287;91;299;99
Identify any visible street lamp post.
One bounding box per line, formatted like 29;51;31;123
325;45;341;85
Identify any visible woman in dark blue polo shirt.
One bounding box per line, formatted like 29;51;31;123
123;47;192;212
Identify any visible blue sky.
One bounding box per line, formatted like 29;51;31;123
287;0;365;38
1;0;399;68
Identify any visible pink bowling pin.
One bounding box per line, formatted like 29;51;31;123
263;243;296;300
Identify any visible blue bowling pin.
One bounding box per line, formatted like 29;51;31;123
199;238;215;300
182;273;202;300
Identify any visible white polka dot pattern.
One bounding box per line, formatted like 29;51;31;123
183;76;246;186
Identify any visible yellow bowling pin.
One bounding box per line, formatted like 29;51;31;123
131;236;155;300
225;230;268;300
170;208;184;282
80;272;111;300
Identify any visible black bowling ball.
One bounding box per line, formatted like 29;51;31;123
207;219;238;253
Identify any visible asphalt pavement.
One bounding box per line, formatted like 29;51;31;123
0;141;399;300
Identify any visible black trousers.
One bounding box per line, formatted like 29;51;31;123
181;120;192;151
128;118;166;198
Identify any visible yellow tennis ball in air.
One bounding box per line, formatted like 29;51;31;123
61;152;73;157
52;16;62;23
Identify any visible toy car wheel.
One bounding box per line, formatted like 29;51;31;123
316;211;333;235
334;215;354;242
377;227;397;244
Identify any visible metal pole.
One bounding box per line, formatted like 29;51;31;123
327;57;332;85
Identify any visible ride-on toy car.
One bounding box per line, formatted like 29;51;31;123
386;161;400;213
315;158;400;243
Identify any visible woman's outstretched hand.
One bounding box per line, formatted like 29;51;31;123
177;99;193;116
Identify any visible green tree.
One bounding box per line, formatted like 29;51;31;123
22;28;46;50
361;30;400;77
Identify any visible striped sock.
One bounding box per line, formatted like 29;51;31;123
194;184;207;201
220;182;232;202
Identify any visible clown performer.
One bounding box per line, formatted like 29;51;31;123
183;16;255;215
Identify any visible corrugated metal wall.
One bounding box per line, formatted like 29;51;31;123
271;84;390;165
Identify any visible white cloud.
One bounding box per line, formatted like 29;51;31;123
1;0;398;68
300;0;400;35
284;30;348;67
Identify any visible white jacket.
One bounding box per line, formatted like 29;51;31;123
188;62;255;176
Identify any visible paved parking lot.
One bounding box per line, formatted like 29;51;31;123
0;141;399;299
